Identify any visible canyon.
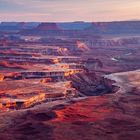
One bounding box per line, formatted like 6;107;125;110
0;70;139;140
0;21;140;140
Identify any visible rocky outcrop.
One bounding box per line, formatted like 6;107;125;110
69;72;119;96
86;21;140;35
0;74;4;81
0;70;140;140
35;23;60;31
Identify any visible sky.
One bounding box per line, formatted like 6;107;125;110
0;0;140;22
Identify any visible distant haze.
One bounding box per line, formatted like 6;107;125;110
0;0;140;22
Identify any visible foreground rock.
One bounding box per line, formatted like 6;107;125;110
0;70;140;140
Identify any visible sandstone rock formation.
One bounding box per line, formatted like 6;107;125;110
0;70;140;140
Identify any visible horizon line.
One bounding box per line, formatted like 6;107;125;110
0;19;140;23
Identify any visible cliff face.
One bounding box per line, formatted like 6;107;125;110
35;23;60;31
0;70;140;140
86;21;140;35
0;74;4;81
20;21;140;36
69;72;118;96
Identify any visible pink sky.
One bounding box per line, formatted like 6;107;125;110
0;0;140;22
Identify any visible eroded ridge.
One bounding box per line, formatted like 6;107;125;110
0;70;140;140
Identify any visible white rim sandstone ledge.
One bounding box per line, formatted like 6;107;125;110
104;69;140;99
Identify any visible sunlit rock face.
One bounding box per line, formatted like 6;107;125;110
0;74;4;81
0;70;140;140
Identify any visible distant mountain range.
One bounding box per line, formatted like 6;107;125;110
0;21;140;35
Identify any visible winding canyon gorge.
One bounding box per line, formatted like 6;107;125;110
0;21;140;140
